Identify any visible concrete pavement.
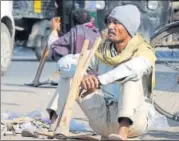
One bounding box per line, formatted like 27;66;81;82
1;48;179;140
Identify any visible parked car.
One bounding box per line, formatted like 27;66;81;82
1;1;15;76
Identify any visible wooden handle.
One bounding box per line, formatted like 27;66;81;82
35;131;54;137
55;37;101;136
31;46;49;86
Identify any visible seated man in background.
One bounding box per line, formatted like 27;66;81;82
46;8;100;126
48;8;100;61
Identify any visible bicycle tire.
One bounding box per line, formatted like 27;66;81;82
151;21;179;48
150;21;179;122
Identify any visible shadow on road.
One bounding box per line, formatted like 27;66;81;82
167;119;179;127
2;83;57;89
1;89;37;95
143;130;179;139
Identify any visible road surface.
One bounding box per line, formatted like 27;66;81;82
1;47;179;140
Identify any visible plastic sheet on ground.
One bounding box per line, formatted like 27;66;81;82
1;110;94;134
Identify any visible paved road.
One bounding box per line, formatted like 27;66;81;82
1;48;88;140
1;47;179;140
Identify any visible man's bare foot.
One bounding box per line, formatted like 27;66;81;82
117;118;131;140
108;118;131;140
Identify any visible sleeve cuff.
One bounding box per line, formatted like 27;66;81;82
97;73;112;85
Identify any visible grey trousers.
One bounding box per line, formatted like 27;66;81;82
46;76;148;138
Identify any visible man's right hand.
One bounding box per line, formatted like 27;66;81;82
81;75;100;91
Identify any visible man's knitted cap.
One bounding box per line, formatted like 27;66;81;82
108;4;141;36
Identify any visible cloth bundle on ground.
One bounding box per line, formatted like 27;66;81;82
1;110;94;138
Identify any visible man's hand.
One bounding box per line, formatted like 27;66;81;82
81;75;100;91
50;17;61;32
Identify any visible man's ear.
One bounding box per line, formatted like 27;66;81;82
101;28;108;39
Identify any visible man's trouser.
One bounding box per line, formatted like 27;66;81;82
46;76;149;138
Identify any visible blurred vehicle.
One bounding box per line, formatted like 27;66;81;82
96;0;179;51
13;0;178;61
13;0;56;60
96;0;172;41
61;0;176;41
1;1;15;76
13;0;100;60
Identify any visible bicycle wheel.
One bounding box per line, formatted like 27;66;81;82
151;21;179;48
150;21;179;122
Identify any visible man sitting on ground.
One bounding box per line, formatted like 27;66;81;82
47;5;156;140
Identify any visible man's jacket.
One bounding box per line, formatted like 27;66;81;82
51;23;100;60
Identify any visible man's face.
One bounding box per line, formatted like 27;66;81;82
107;17;130;43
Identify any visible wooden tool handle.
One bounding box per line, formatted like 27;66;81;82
35;131;54;137
31;46;49;86
56;37;102;136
